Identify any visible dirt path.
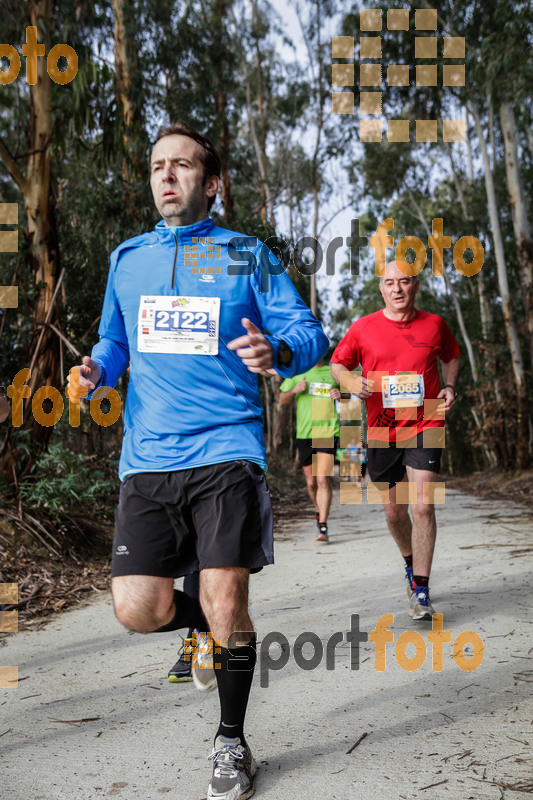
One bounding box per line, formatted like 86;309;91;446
1;486;532;799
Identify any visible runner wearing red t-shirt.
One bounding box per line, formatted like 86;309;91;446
331;261;460;620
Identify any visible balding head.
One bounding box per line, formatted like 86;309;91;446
379;261;420;320
379;261;420;285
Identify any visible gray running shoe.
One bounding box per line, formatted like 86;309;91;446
409;585;435;620
207;736;257;800
192;631;218;692
315;523;329;543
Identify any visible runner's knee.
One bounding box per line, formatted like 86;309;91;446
305;475;317;490
411;502;436;523
114;600;170;633
384;503;409;526
112;584;174;633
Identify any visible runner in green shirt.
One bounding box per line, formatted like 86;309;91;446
279;360;340;543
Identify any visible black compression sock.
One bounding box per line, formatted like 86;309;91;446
412;575;429;588
215;634;257;746
183;573;201;639
155;589;208;633
403;554;413;569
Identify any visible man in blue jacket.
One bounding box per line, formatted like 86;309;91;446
68;121;328;800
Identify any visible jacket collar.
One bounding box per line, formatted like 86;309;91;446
155;217;215;241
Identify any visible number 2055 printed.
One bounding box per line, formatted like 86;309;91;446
154;310;216;335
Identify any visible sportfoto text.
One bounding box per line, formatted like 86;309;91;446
0;27;78;85
194;614;485;688
227;217;484;291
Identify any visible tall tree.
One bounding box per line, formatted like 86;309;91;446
112;0;145;180
500;102;533;365
470;100;529;468
0;0;60;472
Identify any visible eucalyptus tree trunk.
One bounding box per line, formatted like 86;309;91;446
407;188;478;380
500;102;533;369
294;0;328;318
244;75;273;227
460;124;509;466
407;186;497;466
261;376;272;454
0;0;61;474
235;1;274;228
214;0;235;223
308;0;325;319
471;100;530;468
112;0;144;182
252;0;274;228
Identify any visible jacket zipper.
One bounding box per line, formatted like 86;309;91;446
171;232;178;289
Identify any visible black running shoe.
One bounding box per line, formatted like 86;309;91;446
168;637;194;683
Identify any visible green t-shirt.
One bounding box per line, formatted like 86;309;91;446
280;365;340;439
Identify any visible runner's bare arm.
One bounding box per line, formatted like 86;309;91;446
279;378;307;405
329;362;367;397
438;355;460;412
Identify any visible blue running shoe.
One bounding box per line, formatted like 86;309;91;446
409;585;435;620
405;566;414;598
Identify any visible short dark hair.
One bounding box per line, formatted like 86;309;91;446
154;122;221;211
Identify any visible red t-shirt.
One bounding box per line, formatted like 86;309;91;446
332;310;460;443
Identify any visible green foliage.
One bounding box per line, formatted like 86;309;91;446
0;0;531;478
18;441;117;523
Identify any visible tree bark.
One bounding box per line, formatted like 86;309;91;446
294;0;327;318
215;88;234;223
244;75;273;227
500;101;533;368
471;100;530;468
112;0;143;182
261;376;272;454
406;186;500;467
407;188;478;380
272;375;288;454
308;0;324;318
214;0;234;223
465;110;474;183
252;2;274;229
0;0;61;473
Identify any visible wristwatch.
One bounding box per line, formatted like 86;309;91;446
443;384;457;398
276;340;293;369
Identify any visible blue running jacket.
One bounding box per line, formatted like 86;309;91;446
91;217;329;479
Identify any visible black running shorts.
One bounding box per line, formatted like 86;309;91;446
297;437;340;468
366;431;442;488
112;460;274;578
